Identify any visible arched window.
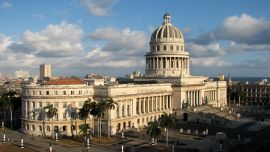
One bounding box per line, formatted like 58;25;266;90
163;45;167;51
63;126;67;131
157;45;160;51
47;126;50;131
170;45;173;51
176;45;179;51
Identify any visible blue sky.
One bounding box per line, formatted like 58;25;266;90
0;0;270;77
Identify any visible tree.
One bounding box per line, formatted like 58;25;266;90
79;124;90;137
44;104;57;138
78;99;92;137
0;93;14;128
103;97;117;139
146;120;162;148
158;112;175;147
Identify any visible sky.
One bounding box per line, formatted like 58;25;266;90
0;0;270;77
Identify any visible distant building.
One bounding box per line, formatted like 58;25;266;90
40;64;51;79
230;80;270;103
15;69;29;79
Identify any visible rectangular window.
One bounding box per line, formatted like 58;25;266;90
39;91;42;95
39;102;42;108
39;125;42;131
63;102;67;108
54;91;58;95
71;91;74;95
116;106;120;118
32;102;35;108
63;91;66;95
54;103;58;108
122;105;125;117
46;91;49;95
79;90;82;94
32;112;35;120
127;105;130;116
32;91;35;95
136;100;139;114
63;113;67;120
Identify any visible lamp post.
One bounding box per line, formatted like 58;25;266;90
55;132;58;142
121;129;124;139
1;121;4;130
152;138;155;152
3;133;6;143
121;141;124;152
20;136;24;148
49;142;52;152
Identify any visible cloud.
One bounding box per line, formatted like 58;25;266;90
0;33;12;52
21;21;83;57
0;2;13;8
80;0;117;16
83;46;144;68
216;13;270;45
191;13;270;45
187;42;225;58
89;27;147;54
191;57;231;68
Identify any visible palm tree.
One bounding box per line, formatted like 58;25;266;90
44;104;57;138
79;124;90;137
158;112;175;147
0;94;14;128
78;99;92;137
103;97;117;139
146;120;162;148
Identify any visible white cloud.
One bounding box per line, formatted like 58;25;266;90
0;33;12;52
22;21;83;57
0;2;13;8
227;41;270;52
90;27;147;54
187;42;225;58
80;0;117;16
191;57;231;67
216;13;270;44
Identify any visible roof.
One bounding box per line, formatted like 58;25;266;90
44;78;85;85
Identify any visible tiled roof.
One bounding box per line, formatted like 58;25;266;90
44;78;85;85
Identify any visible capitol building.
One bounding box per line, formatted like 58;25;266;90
21;13;227;136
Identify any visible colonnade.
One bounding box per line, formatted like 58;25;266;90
136;95;172;114
146;57;189;70
204;90;217;101
186;90;202;107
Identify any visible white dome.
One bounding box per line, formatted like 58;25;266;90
150;13;184;42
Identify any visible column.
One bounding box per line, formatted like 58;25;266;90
138;98;140;114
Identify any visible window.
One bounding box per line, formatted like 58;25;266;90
170;45;173;51
63;126;67;131
32;125;35;131
54;91;58;95
71;112;75;119
63;91;66;95
122;105;125;117
46;91;49;95
32;112;35;120
116;106;120;118
32;91;35;95
157;45;160;51
32;102;35;108
136;100;139;114
79;90;82;95
54;103;58;108
63;102;67;108
47;126;50;131
26;124;29;130
63;113;66;120
39;91;42;95
39;102;42;108
176;45;179;51
163;45;167;51
127;105;130;116
39;125;42;131
71;91;74;95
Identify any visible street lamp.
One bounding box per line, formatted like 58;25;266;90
121;129;124;139
49;142;52;152
151;138;156;152
20;136;24;148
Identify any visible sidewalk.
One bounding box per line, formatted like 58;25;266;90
0;129;115;152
